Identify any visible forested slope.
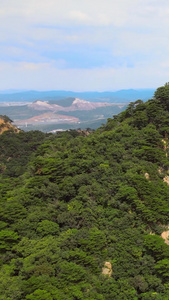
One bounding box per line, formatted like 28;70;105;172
1;84;169;299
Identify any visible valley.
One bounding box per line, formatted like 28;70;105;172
0;88;154;131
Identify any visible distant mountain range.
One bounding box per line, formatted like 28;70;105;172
0;97;127;132
0;88;156;132
28;98;117;111
17;98;126;130
0;88;155;103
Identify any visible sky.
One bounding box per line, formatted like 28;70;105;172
0;0;169;91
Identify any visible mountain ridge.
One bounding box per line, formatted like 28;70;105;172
28;98;117;112
0;88;155;103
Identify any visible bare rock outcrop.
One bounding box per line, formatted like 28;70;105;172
144;173;150;180
102;261;112;277
0;118;20;134
161;229;169;245
163;176;169;185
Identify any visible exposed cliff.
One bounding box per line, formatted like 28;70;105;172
0;115;20;134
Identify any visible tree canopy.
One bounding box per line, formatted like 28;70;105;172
1;83;169;299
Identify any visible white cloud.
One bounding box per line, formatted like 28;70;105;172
1;0;169;89
0;0;138;27
0;59;169;91
68;11;92;24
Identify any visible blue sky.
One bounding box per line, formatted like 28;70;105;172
0;0;169;91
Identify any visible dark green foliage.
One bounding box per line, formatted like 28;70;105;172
0;130;47;177
154;82;169;109
0;229;19;252
2;83;169;298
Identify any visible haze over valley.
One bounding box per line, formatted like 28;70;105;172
0;88;155;132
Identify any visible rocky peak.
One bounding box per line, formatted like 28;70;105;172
0;115;20;134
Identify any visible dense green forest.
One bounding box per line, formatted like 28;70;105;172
1;83;169;299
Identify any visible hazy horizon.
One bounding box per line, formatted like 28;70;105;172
0;87;156;94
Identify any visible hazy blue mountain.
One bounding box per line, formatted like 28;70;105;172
0;88;155;103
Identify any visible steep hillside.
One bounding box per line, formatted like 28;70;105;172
0;115;20;134
0;128;47;177
1;84;169;299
